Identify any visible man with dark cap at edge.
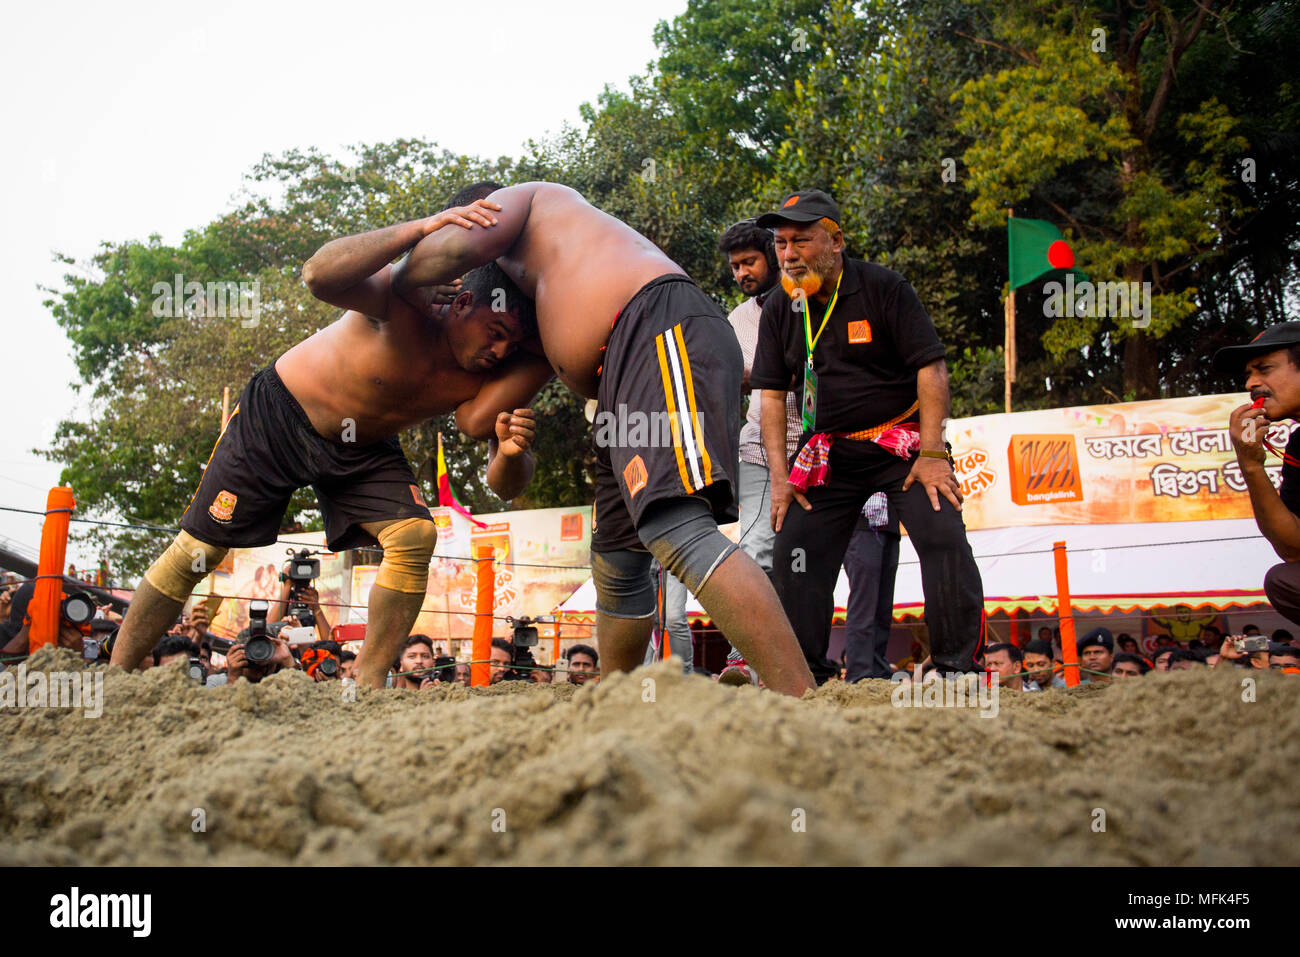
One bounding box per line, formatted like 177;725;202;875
1217;322;1300;627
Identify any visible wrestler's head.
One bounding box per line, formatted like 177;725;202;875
773;216;844;301
445;264;538;373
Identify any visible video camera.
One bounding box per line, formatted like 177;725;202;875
208;599;276;666
505;616;545;681
281;548;321;628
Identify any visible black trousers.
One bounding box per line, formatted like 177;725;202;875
772;437;986;683
843;526;900;681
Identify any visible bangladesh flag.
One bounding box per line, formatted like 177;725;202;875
1008;217;1088;290
437;432;487;528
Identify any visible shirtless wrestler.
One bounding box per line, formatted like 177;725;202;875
392;182;815;696
109;196;546;688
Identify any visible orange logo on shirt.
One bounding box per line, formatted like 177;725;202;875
623;455;649;499
209;490;237;523
410;484;427;507
847;320;872;344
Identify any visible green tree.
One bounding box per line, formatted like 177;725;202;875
954;0;1251;399
39;144;582;577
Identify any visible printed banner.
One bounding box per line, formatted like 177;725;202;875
948;393;1292;530
352;505;592;642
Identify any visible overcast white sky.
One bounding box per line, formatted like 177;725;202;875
0;0;684;567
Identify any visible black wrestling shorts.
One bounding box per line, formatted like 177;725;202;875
179;364;432;551
591;274;742;552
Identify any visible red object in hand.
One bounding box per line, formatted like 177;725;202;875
1252;396;1266;408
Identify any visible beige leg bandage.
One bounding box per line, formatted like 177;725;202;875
143;530;230;602
374;518;437;594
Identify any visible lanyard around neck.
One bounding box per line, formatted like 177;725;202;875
802;267;844;358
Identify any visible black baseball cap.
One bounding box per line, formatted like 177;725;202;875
755;189;842;228
1077;627;1114;653
1212;321;1300;373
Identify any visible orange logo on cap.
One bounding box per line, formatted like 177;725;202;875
209;489;237;523
410;484;427;507
782;195;799;207
623;455;648;499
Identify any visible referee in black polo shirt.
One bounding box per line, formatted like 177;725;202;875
749;189;986;682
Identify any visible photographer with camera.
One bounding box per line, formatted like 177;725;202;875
299;640;343;682
1213;633;1273;671
270;550;333;644
206;599;300;685
154;635;200;668
0;580;101;660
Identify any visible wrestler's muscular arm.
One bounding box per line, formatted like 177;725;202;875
302;202;500;318
391;185;533;297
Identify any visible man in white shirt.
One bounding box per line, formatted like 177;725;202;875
713;220;804;683
719;219;803;574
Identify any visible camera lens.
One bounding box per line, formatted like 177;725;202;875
245;635;275;664
61;592;95;625
319;657;338;676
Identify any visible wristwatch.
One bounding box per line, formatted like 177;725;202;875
917;449;948;459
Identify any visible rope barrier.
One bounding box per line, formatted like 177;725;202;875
0;502;1273;568
0;505;591;570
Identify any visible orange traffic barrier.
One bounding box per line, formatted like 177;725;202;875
1052;540;1080;687
470;544;494;687
29;486;76;652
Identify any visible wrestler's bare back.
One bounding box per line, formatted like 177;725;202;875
280;183;684;444
488;183;684;398
275;293;492;446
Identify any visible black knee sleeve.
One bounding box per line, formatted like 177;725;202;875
636;496;736;595
591;547;656;619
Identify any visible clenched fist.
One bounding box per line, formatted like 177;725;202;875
495;408;536;458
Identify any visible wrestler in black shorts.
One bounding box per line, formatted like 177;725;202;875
591;274;743;552
180;364;432;551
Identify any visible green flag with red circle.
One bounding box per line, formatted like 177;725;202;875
1008;218;1088;290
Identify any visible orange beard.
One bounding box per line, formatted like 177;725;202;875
780;269;823;300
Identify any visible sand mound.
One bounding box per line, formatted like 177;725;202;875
2;647;1298;865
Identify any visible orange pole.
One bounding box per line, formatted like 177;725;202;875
30;487;76;652
470;544;494;687
221;386;230;430
1052;541;1080;687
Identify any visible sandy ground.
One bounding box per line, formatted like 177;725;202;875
2;646;1298;865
